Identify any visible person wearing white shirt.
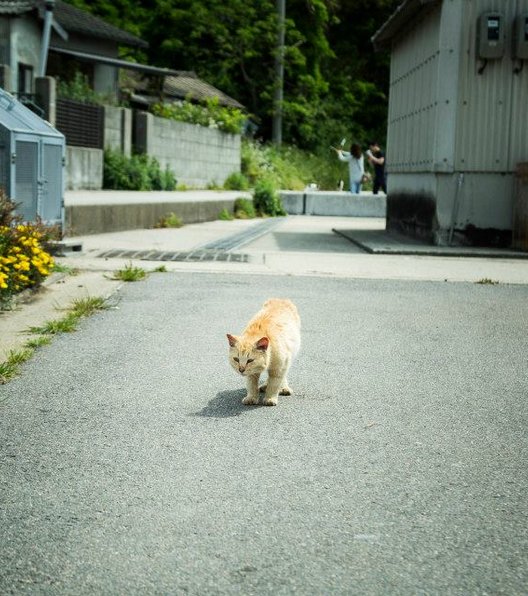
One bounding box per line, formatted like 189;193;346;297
335;143;364;193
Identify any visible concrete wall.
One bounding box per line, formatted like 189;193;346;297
66;146;103;190
65;198;235;235
104;106;132;155
280;191;386;218
135;112;241;188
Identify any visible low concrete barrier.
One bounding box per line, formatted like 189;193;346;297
64;190;249;236
280;191;386;217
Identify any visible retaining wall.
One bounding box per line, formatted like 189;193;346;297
134;112;241;188
65;146;103;191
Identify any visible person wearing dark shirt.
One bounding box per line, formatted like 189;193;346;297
366;141;387;194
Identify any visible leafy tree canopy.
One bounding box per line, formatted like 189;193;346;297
65;0;400;151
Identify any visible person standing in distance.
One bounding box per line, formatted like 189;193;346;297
366;141;387;194
335;143;364;194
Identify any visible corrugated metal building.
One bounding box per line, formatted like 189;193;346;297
373;0;528;246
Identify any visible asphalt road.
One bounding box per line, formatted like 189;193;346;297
1;273;527;595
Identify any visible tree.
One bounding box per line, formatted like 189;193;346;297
64;0;400;150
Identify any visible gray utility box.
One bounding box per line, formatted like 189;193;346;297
0;88;65;226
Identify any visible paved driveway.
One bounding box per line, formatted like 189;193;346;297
1;273;527;594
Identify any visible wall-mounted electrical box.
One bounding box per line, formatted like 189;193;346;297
477;12;505;59
513;13;528;60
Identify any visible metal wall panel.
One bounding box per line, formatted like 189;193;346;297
509;0;528;169
15;139;38;221
455;0;525;172
387;5;441;173
41;142;63;223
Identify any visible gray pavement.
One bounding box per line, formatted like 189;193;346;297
1;272;528;594
64;216;528;284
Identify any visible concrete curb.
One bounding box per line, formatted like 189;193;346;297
280;190;386;217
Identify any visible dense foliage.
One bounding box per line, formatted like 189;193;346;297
0;192;54;307
151;97;246;135
64;0;399;152
103;149;177;191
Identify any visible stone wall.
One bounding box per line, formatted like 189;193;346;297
135;112;241;188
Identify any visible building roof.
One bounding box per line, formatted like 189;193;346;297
0;0;147;48
163;74;244;110
371;0;441;50
50;46;181;76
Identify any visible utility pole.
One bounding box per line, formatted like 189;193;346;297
272;0;285;146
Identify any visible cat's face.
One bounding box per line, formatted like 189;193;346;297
226;334;269;376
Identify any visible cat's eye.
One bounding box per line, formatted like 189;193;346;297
234;357;239;362
247;359;254;364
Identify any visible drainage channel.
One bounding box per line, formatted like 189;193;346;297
96;218;285;263
97;249;251;263
198;217;286;251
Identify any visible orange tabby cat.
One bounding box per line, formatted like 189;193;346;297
227;298;301;406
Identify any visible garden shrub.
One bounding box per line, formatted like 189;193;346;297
233;198;256;219
103;149;177;191
154;212;183;228
151;96;246;135
218;208;234;221
0;191;54;308
223;172;249;191
253;179;286;217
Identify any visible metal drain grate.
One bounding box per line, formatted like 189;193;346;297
97;249;250;263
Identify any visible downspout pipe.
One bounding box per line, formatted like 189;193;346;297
38;0;55;77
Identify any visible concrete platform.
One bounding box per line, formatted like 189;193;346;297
280;190;386;217
334;228;528;259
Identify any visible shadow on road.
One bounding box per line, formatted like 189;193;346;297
193;388;249;418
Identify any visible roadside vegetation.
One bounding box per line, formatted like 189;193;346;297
103;148;177;191
0;296;110;385
111;263;147;282
0;191;57;310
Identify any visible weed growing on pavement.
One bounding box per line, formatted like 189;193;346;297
475;278;499;285
154;265;167;272
28;313;79;335
0;348;34;384
154;212;183;229
112;263;147;282
52;262;79;276
24;336;52;349
1;296;111;385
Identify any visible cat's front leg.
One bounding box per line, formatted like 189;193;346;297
242;374;260;405
263;374;285;406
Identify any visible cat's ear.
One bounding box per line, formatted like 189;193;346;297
255;337;269;351
226;334;238;347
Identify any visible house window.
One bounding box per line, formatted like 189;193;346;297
18;63;34;95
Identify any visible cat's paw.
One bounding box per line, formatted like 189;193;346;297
242;395;259;406
279;386;292;396
263;396;278;406
259;384;267;393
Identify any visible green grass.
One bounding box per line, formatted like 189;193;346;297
0;348;34;384
154;265;167;272
24;336;52;349
112;263;147;282
242;139;346;191
1;296;111;386
475;278;499;285
28;313;79;335
154;212;183;229
52;262;79;275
